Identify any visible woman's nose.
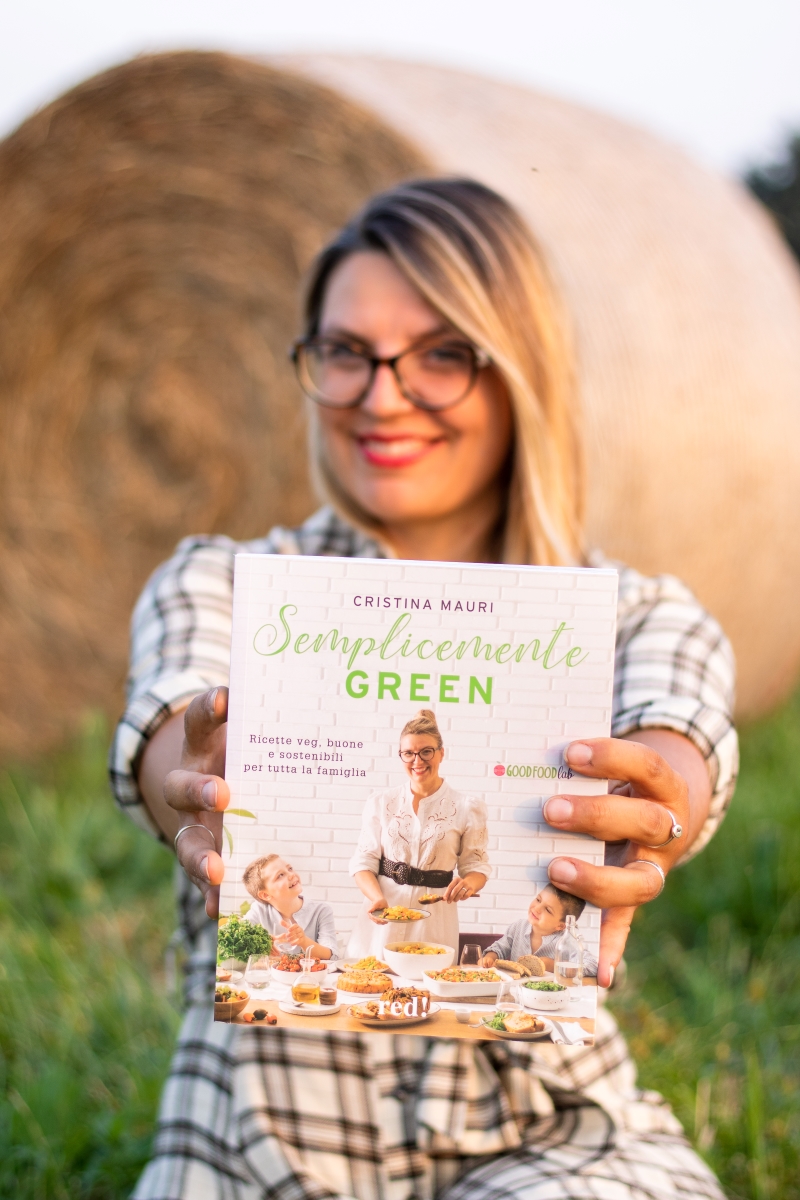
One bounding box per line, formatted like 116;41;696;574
360;363;416;416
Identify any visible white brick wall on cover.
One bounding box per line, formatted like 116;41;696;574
222;556;618;959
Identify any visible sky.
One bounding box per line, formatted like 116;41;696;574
2;0;800;177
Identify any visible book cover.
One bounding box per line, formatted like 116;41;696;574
216;554;618;1044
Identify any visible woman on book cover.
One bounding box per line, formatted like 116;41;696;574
112;178;738;1200
348;708;490;957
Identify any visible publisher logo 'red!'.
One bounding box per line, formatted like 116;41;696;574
493;764;574;779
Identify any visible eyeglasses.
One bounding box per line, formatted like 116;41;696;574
290;335;491;411
399;747;439;763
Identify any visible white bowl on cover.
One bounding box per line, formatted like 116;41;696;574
383;942;454;980
519;980;570;1010
421;968;504;999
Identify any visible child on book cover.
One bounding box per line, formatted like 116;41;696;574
482;884;599;977
242;854;338;960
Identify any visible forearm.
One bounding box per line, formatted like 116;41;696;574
304;940;332;960
353;870;385;905
138;708;192;841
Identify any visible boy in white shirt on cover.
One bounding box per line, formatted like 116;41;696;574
243;854;339;960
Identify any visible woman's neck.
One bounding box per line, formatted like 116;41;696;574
382;480;505;563
410;774;443;800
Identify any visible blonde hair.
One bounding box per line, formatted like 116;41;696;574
400;708;443;748
302;178;584;566
243;853;280;900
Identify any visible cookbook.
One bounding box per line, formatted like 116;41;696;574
216;554;618;1043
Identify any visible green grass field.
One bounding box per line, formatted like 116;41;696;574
0;702;798;1199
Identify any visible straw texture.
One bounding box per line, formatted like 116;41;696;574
281;55;800;718
0;51;427;758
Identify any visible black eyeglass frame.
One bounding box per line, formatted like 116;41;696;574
398;748;440;763
290;335;492;412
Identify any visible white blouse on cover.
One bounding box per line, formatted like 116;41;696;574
349;779;491;878
347;779;490;958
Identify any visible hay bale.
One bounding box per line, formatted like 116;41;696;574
280;55;800;718
0;51;428;759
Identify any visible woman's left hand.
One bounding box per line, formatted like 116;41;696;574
444;871;487;903
543;730;710;989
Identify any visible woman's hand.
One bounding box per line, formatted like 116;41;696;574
444;871;487;902
353;871;389;922
543;731;710;989
366;896;389;924
160;687;231;919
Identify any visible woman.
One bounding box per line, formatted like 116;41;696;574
111;178;737;1200
348;709;490;958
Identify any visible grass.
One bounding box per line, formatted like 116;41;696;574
0;718;179;1197
0;703;798;1199
610;692;800;1199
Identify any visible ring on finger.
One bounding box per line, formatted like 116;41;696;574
643;807;683;849
174;823;217;853
630;859;666;897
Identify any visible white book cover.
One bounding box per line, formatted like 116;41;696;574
216;554;618;1044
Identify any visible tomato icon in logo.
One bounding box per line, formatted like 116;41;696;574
494;764;505;776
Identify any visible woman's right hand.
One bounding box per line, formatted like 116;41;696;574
164;687;231;918
366;896;389;924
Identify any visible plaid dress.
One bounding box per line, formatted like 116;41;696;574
109;507;738;1200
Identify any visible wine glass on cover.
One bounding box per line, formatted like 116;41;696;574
495;979;522;1015
460;943;483;967
245;954;272;991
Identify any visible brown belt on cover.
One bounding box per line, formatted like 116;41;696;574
378;856;453;888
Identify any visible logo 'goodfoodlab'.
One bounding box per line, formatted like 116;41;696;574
494;763;574;779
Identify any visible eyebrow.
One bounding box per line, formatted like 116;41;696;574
316;323;462;349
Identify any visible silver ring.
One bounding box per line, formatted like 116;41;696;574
633;859;666;897
644;807;683;849
174;823;216;853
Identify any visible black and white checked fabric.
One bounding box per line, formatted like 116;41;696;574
109;506;736;1200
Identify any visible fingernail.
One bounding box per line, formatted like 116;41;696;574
566;743;592;766
199;854;209;881
607;965;616;987
544;797;573;824
202;780;218;808
549;858;578;883
208;687;219;712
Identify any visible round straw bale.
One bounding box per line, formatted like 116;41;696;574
0;51;428;760
280;55;800;718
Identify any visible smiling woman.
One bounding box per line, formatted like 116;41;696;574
348;706;491;957
112;176;737;1200
297;179;581;566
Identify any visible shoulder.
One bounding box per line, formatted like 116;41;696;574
244;900;272;926
367;785;404;806
590;550;696;606
132;508;379;628
590;553;732;671
507;918;531;937
589;552;711;629
276;506;385;559
448;786;487;813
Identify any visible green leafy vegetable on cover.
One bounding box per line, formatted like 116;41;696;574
484;1011;508;1030
523;980;565;991
217;914;273;962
